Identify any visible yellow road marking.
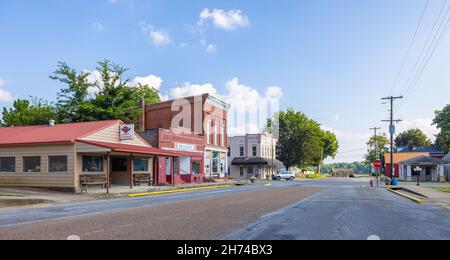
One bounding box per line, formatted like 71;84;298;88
128;185;232;198
387;188;423;204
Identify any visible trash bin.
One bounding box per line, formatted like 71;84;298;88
391;178;398;186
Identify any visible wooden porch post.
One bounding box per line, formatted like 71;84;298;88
106;152;111;194
172;157;175;187
130;153;134;190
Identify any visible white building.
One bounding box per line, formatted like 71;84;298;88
227;133;282;179
398;156;449;182
444;153;450;180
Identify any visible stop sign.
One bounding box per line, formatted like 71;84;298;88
373;160;382;170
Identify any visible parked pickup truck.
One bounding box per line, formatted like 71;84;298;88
272;171;296;181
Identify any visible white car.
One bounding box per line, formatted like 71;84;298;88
272;171;296;181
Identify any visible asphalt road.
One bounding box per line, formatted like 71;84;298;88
1;178;450;240
223;178;450;240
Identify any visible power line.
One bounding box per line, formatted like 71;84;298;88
404;5;450;100
313;110;388;121
389;0;431;95
302;103;384;113
399;0;450;101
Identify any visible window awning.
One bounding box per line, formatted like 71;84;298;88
77;140;180;157
231;157;283;166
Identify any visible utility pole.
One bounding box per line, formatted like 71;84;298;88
381;96;403;181
370;127;381;187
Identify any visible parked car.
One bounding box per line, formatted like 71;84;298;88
272;171;296;181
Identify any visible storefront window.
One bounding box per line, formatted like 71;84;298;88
48;156;68;173
0;157;15;172
174;157;179;175
133;158;149;172
112;158;128;172
82;156;103;172
23;156;41;173
165;157;171;176
192;161;201;175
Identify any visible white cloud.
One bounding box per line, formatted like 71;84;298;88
206;44;216;53
0;89;13;102
92;22;104;32
83;70;164;96
323;126;371;163
169;83;218;99
199;8;250;31
140;22;171;46
397;118;439;141
130;75;163;90
167;77;283;136
0;78;13;102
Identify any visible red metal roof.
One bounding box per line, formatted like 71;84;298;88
77;140;180;157
0;120;120;146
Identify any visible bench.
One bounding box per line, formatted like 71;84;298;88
80;174;109;193
133;174;153;186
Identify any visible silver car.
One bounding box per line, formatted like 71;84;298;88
272;171;296;181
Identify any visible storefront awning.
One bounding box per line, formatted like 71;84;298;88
231;157;283;166
77;140;180;157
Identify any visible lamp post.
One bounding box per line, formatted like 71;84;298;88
414;166;422;187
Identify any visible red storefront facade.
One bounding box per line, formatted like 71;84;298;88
140;128;205;185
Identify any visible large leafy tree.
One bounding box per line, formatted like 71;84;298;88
51;60;161;123
433;105;450;153
50;62;96;123
268;109;339;170
0;98;55;127
394;128;432;147
364;135;389;166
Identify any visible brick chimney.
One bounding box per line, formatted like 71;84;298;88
138;98;146;133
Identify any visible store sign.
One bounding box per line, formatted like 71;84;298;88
120;124;134;140
176;143;196;151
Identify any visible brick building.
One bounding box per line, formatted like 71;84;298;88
139;94;229;179
140;128;205;185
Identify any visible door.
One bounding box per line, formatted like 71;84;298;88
426;167;432;182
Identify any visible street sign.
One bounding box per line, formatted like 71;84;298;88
373;160;382;170
390;125;396;135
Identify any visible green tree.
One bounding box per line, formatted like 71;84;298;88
433;105;450;153
268;109;338;170
51;60;161;123
0;98;55;127
50;62;96;123
364;135;389;166
394;128;432;147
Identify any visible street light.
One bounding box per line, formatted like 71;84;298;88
413;166;422;187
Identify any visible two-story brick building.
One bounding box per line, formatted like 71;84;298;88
139;94;229;179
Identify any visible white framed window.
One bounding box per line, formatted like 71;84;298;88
214;125;218;145
221;125;225;146
206;120;211;144
48;156;68;173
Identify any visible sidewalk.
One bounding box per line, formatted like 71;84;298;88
0;180;241;209
401;186;450;208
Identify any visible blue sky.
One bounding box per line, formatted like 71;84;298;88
1;0;449;162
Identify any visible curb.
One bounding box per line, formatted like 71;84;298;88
128;184;232;198
387;188;423;204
